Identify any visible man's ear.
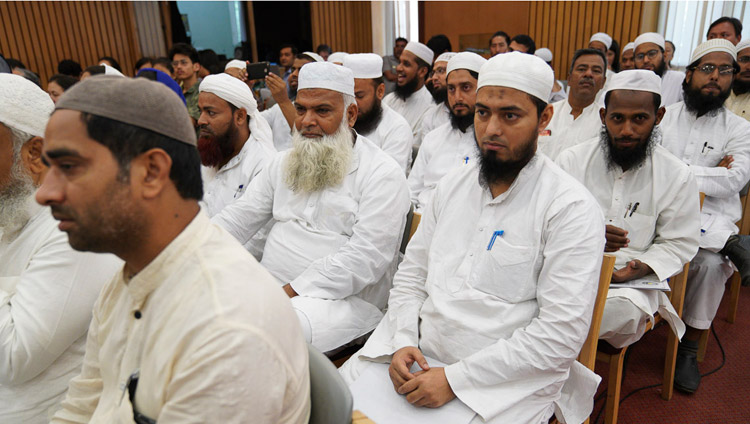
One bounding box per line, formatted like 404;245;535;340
418;66;429;81
131;148;173;200
346;102;358;128
538;103;554;132
193;63;201;74
655;106;667;125
376;83;386;100
21;137;46;184
235;107;248;128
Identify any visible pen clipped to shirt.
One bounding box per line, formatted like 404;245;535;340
487;230;504;250
233;184;244;199
624;202;639;218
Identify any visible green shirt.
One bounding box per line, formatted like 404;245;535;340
184;78;202;121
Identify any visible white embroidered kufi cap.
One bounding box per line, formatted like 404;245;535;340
404;41;435;64
0;73;54;137
689;38;737;64
435;52;457;64
622;42;635;53
534;48;553;63
327;52;349;64
590;33;613;49
343;54;383;79
224;59;246;70
447;52;487;75
298;61;355;97
604;69;662;98
477;51;554;102
301;52;325;63
634;32;665;50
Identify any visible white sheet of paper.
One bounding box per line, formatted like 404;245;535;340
611;273;671;291
349;356;476;424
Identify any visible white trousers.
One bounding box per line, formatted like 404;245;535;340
683;248;734;330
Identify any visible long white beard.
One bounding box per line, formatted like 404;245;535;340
0;157;35;234
284;119;354;193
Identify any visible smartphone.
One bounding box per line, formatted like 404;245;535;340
269;64;282;77
246;61;270;80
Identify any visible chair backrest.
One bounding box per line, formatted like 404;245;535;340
578;254;616;371
400;203;415;254
409;212;422;242
308;343;353;424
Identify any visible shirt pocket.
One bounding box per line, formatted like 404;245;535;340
474;238;536;303
316;193;358;236
623;212;656;251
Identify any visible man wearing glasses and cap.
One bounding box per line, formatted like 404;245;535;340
660;38;750;394
633;32;686;106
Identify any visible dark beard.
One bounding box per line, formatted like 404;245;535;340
354;100;384;134
450;109;474;133
683;82;731;117
653;59;667;77
198;122;238;168
600;126;659;172
395;75;419;100
474;129;536;187
430;87;447;104
734;78;750;95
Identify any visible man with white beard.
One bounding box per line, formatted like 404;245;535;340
213;62;410;352
0;74;120;423
343;53;413;173
408;52;486;211
197;73;276;259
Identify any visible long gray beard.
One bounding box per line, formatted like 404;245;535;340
0;158;35;235
284;119;353;193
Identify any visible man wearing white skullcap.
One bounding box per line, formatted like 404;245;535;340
43;76;310;423
589;33;616;79
327;52;348;65
340;52;605;424
538;48;607;160
214;61;410;353
659;38;750;393
408;52;486;210
262;51;322;151
535;48;567;103
634;32;686;106
620;42;636;70
0;74;121;423
197;73;276;259
419;52;457;142
558;70;699;354
343;53;413;172
384;41;435;148
725;38;750;121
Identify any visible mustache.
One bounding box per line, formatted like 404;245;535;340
50;205;75;220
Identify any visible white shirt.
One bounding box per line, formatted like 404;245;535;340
550;80;567;104
408;121;476;210
355;154;606;423
261;104;293;151
725;91;750;121
660;102;750;250
358;104;414;173
51;212;310;424
538;98;603;160
418;102;450;144
661;70;685;107
384;85;434;147
0;202;120;424
213;134;410;311
201;133;277;259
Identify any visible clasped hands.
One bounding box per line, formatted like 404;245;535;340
388;346;456;408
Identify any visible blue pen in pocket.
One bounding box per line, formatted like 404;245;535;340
233;184;244;199
487;230;504;250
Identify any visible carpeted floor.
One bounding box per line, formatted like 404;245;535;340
591;281;750;424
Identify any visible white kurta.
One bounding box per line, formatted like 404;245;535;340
261;103;293;151
213;134;410;352
725;91;750;122
384;85;434;147
359;103;414;173
0;203;120;424
341;154;606;424
201;132;277;259
51;212;311;424
408;121;477;211
418;102;450;144
660;70;685;107
538;98;603;160
557;139;700;347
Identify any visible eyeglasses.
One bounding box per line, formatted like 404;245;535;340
634;49;660;61
433;68;446;75
738;56;750;64
690;64;736;75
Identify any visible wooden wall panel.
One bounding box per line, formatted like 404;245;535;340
133;1;167;58
528;1;644;79
311;1;372;53
0;1;142;87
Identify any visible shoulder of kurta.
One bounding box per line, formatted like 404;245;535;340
383;106;412;133
539;156;601;212
652;144;693;181
420;121;453;150
357;136;406;181
724;107;750;137
555;137;599;172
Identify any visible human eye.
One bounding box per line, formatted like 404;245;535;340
504;112;518;121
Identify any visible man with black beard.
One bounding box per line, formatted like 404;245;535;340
726;39;750;120
384;41;435;147
408;52;486;211
344;54;413;173
557;70;699;352
660;39;750;393
634;32;686;106
420;52;456;142
197;73;276;259
339;52;605;424
213;62;409;353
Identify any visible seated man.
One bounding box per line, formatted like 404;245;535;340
197;73;277;259
419;52;456;141
557;70;700;349
213;62;410;352
659;39;750;393
340;52;606;424
0;75;120;423
408;52;486;211
41;76;310;422
343;53;413;173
